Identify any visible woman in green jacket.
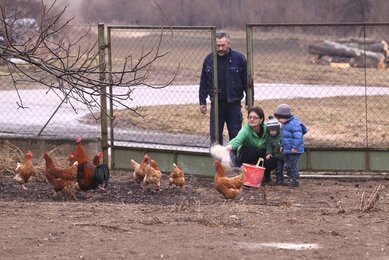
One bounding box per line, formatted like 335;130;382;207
226;106;277;182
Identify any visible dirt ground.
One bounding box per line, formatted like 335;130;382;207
0;170;388;260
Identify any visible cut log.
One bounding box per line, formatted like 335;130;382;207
308;40;386;69
335;39;388;56
350;55;385;69
308;43;356;58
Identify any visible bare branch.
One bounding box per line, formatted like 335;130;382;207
0;0;178;119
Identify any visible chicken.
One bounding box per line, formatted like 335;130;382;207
93;151;103;166
74;137;89;165
73;139;110;191
68;153;76;165
13;151;34;190
143;159;162;189
43;152;78;197
130;153;150;185
214;160;246;199
169;163;185;189
90;151;110;190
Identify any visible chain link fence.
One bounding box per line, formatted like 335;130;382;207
0;25;101;140
0;23;388;153
106;26;215;151
247;24;389;149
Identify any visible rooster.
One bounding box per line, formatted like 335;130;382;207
13;151;34;190
214;160;246;199
43;152;78;197
143;159;162;189
130;153;150;185
169;163;185;189
73;138;110;191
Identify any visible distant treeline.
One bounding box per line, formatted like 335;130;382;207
3;0;389;28
77;0;388;27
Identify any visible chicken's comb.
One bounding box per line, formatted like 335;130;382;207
98;152;103;158
76;137;81;143
68;153;74;158
27;150;33;156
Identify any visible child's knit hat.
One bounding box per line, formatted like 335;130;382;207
274;103;292;119
267;116;280;132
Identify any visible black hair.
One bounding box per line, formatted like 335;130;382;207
247;106;265;120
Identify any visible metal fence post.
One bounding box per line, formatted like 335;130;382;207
98;23;109;165
211;28;219;145
246;24;254;107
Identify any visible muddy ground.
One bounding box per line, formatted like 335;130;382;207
0;170;388;260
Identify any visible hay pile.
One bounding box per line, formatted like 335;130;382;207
0;141;72;181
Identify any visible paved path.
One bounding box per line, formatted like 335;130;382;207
0;84;387;147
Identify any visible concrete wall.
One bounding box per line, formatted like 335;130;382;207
115;146;389;176
1;137;388;176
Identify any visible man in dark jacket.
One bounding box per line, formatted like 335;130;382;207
199;31;249;145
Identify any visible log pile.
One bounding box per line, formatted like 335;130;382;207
308;38;388;69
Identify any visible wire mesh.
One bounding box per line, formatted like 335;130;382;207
0;24;101;139
0;23;388;151
107;26;214;150
249;24;389;149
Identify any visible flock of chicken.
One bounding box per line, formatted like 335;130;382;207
13;137;110;198
12;138;247;200
130;153;247;199
130;153;185;190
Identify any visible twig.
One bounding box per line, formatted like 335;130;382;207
336;200;346;214
361;183;381;213
359;191;366;211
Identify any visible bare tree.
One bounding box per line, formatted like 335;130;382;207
0;0;176;118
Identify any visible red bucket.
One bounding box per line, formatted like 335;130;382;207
242;158;265;188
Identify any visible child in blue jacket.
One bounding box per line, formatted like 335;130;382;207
274;104;307;187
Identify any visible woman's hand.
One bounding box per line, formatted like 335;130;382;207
291;148;297;153
266;154;272;160
226;144;232;151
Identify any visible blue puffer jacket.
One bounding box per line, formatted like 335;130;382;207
280;115;308;154
199;49;249;105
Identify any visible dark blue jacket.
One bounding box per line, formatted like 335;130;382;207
280;115;308;154
199;49;249;105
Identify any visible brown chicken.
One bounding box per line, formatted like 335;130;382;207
214;160;246;199
143;159;162;189
43;152;78;197
169;163;185;189
73;139;110;191
13;151;34;190
93;152;103;166
74;137;90;165
130;153;150;185
68;153;76;165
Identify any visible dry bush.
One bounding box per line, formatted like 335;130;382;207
0;141;72;181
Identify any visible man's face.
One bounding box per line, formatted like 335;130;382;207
216;37;230;56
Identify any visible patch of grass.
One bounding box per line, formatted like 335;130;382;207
110;95;389;149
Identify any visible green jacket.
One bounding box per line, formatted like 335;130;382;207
228;123;269;156
266;133;283;161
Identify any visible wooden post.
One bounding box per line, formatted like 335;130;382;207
98;23;109;166
246;24;254;108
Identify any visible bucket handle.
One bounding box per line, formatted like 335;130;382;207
256;157;264;167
